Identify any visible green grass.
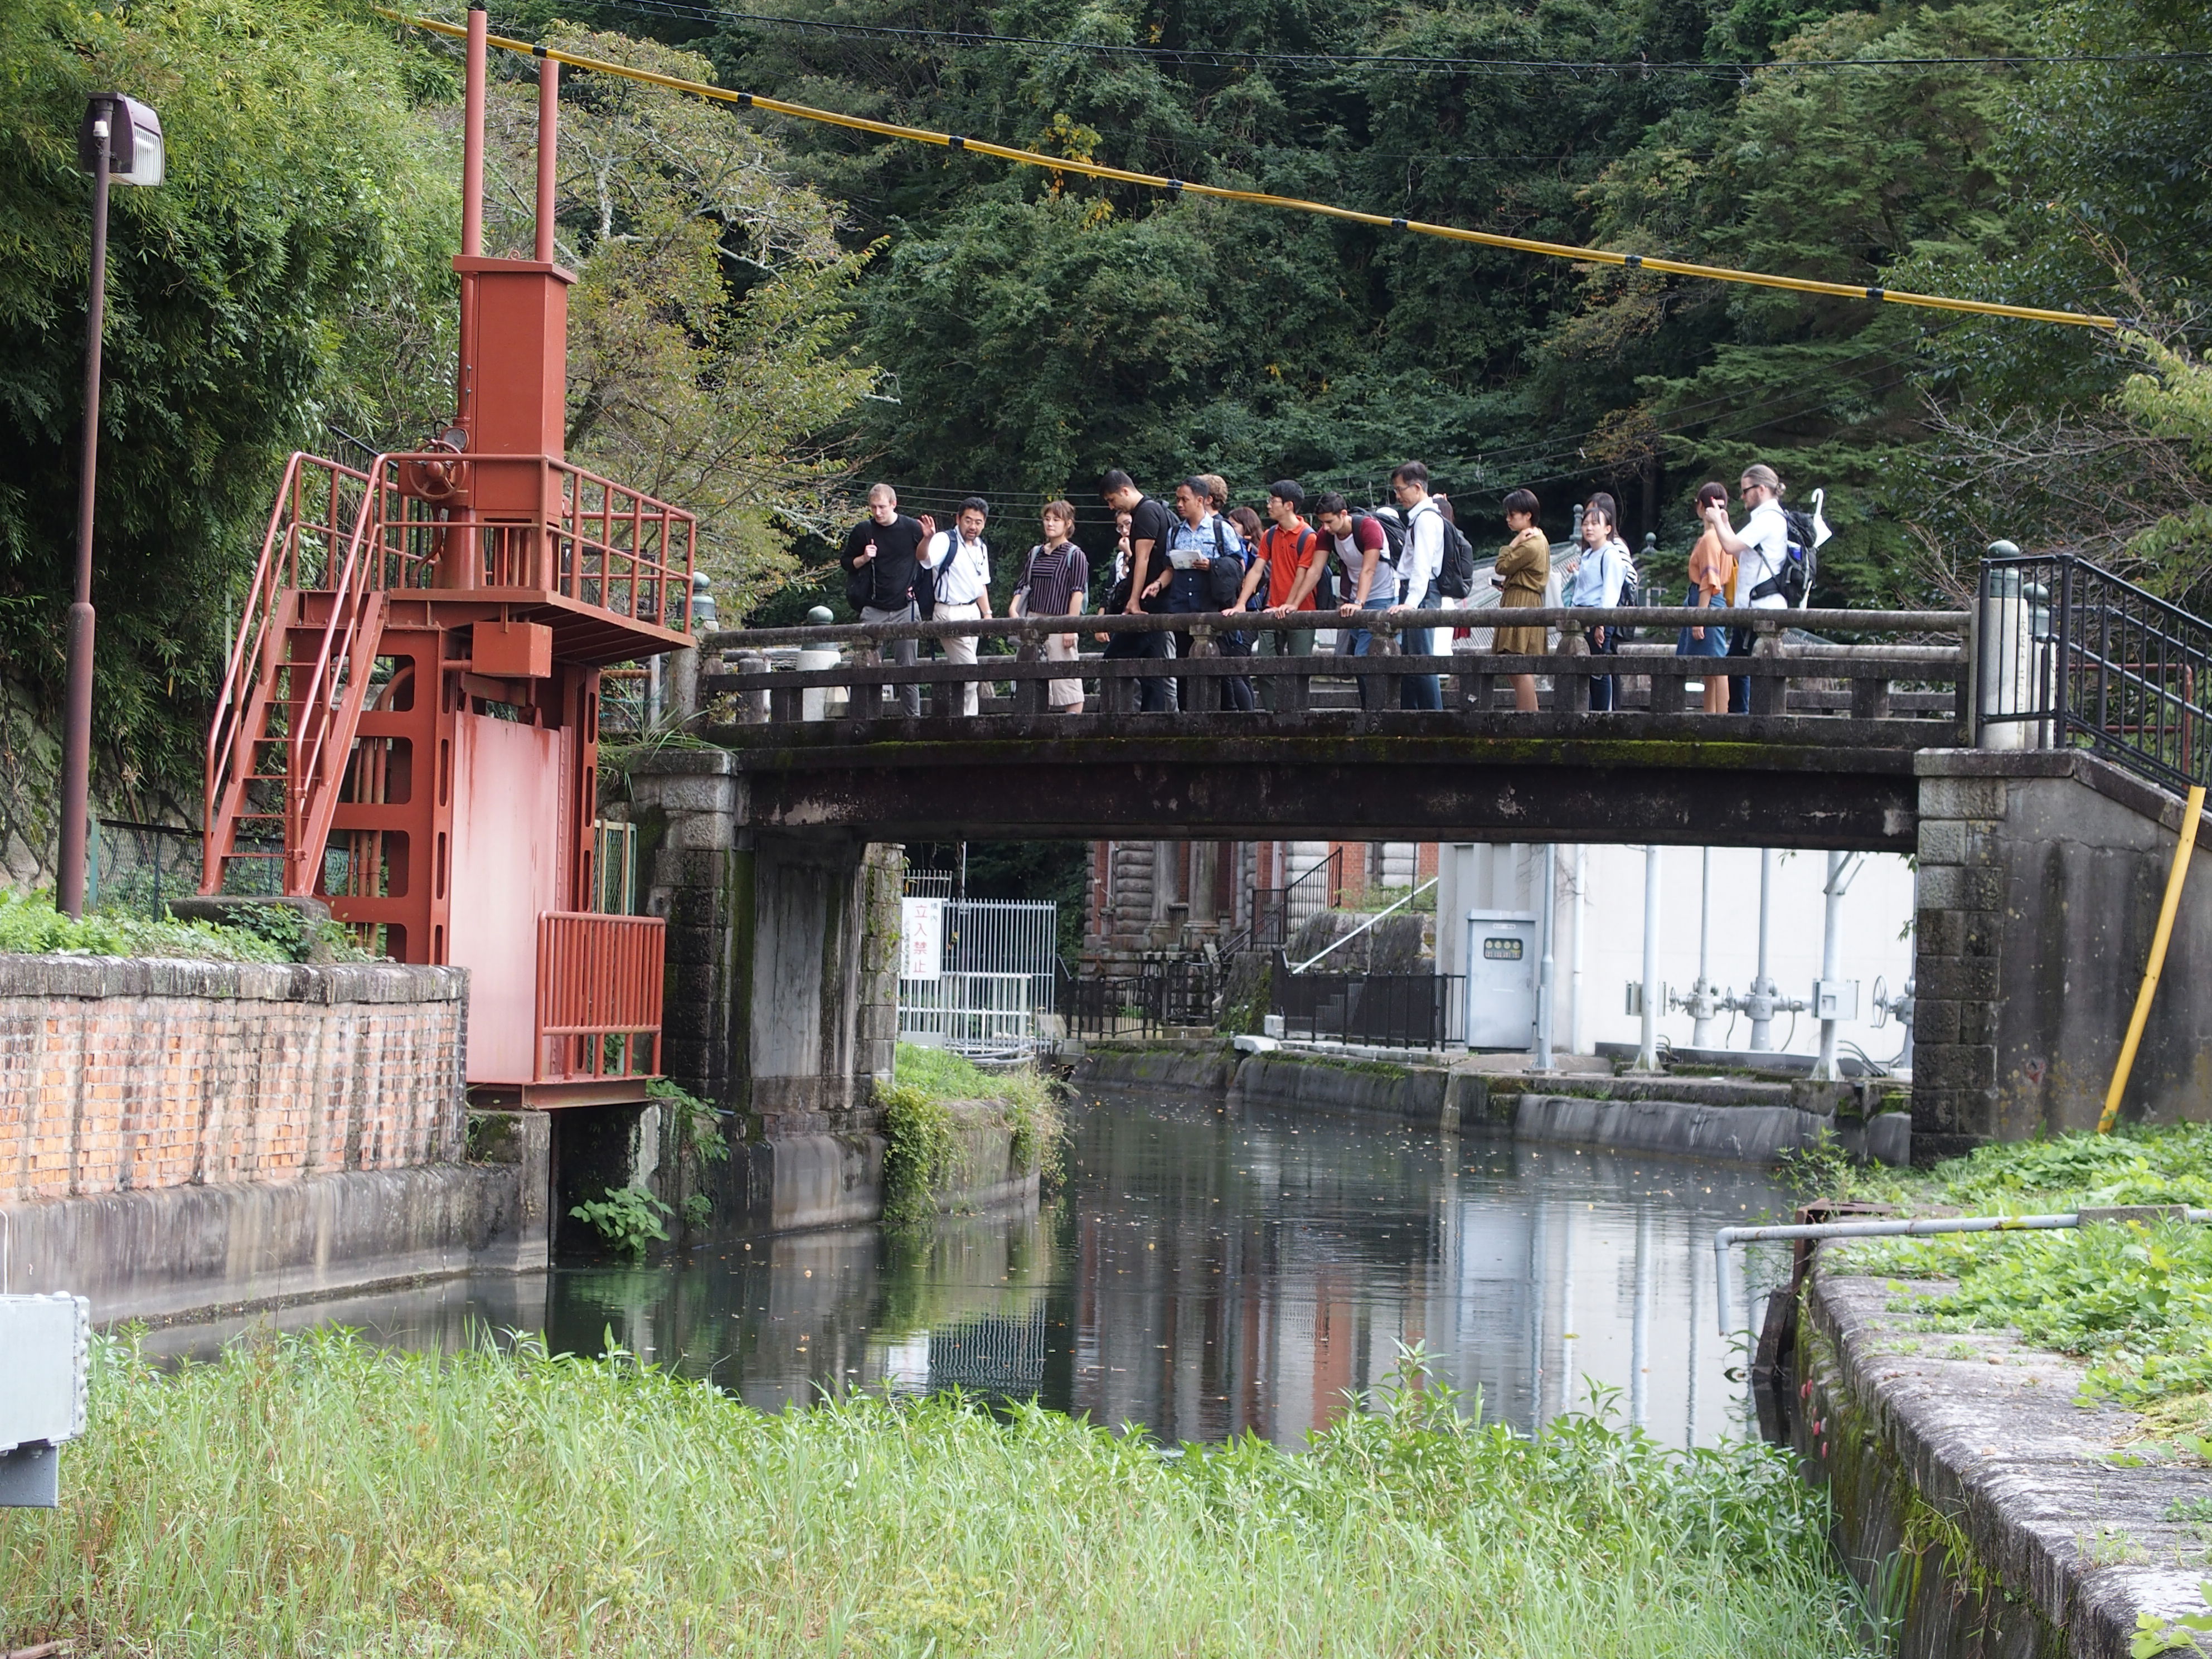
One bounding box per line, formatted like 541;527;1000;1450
881;1045;1066;1220
0;887;374;963
890;1042;1054;1112
1827;1124;2212;1413
0;1332;1875;1658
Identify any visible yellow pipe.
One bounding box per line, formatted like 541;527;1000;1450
2099;782;2206;1133
377;10;2121;333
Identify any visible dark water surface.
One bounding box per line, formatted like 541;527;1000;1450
148;1091;1793;1446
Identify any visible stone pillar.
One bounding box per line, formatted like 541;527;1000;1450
1912;749;2212;1159
628;749;747;1108
627;748;900;1134
1908;759;2007;1163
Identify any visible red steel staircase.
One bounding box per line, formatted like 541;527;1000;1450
205;455;390;899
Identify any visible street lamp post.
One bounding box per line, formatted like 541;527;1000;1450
61;93;162;918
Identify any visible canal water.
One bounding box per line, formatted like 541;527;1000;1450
147;1091;1794;1447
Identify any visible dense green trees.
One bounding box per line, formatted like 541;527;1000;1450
0;0;452;789
0;0;875;785
675;0;2208;608
6;0;2208;801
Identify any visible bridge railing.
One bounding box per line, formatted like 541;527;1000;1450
696;607;1970;729
1978;553;2212;790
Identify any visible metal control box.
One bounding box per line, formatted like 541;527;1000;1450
1813;979;1861;1021
1464;911;1539;1049
0;1293;91;1507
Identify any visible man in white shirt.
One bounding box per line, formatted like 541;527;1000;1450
1390;462;1444;710
921;495;993;716
1704;462;1792;714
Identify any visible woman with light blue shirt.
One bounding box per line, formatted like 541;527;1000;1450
1566;492;1632;711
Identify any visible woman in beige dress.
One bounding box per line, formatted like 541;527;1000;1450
1491;488;1550;712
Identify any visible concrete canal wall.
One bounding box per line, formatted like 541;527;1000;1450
556;1093;1040;1243
1071;1039;1913;1165
0;955;547;1320
1777;1263;2212;1659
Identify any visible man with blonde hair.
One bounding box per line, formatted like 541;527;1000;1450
840;482;926;716
1703;461;1792;714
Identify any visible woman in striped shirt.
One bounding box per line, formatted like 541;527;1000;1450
1014;501;1091;714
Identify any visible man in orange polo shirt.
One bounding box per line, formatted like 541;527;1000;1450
1230;481;1325;710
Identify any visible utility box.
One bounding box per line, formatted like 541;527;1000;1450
1813;979;1861;1020
1464;911;1538;1049
473;619;554;680
0;1293;90;1507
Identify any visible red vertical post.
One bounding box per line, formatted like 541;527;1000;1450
454;2;488;439
535;56;559;265
461;4;487;260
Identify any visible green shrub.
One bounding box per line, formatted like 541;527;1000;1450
1843;1124;2212;1408
568;1186;671;1258
879;1081;955;1226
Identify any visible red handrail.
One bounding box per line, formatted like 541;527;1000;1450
535;911;666;1081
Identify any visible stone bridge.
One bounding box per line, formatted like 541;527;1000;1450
618;574;2212;1167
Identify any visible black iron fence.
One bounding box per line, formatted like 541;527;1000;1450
1978;553;2212;791
1271;952;1464;1051
1060;957;1217;1040
1250;846;1344;953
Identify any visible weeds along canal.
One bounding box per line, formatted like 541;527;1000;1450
148;1090;1793;1446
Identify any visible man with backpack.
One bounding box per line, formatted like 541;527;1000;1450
1232;481;1326;678
1389;462;1451;711
919;495;993;716
1702;461;1796;715
1165;476;1255;711
839;482;927;717
1317;491;1398;711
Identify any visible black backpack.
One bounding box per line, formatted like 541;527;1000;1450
1337;510;1404;601
1778;510;1820;606
1202;519;1250;610
1429;506;1478;600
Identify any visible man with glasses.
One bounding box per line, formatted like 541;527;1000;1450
1702;462;1792;715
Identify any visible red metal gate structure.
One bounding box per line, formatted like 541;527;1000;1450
202;10;681;1107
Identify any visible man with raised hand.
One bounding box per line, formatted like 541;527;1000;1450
921;495;993;716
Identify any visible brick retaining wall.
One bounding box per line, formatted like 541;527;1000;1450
0;955;468;1205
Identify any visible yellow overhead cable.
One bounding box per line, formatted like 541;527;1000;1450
386;9;2119;333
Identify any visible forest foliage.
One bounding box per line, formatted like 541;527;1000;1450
2;0;2209;778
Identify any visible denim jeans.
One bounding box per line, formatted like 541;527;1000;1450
1583;623;1619;712
1347;593;1395;711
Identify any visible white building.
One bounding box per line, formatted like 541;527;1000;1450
1437;841;1915;1065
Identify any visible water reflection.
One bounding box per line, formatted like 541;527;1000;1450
144;1090;1792;1447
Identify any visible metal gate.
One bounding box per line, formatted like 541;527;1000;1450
898;897;1059;1057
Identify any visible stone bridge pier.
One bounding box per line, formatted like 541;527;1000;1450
625;749;902;1233
1912;749;2212;1160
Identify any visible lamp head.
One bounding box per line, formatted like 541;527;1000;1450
79;94;163;186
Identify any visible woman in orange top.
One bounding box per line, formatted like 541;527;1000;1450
1679;481;1735;714
1491;488;1550;712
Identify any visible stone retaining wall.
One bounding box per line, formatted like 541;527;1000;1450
1787;1264;2212;1659
0;955;468;1204
1075;1042;1912;1163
